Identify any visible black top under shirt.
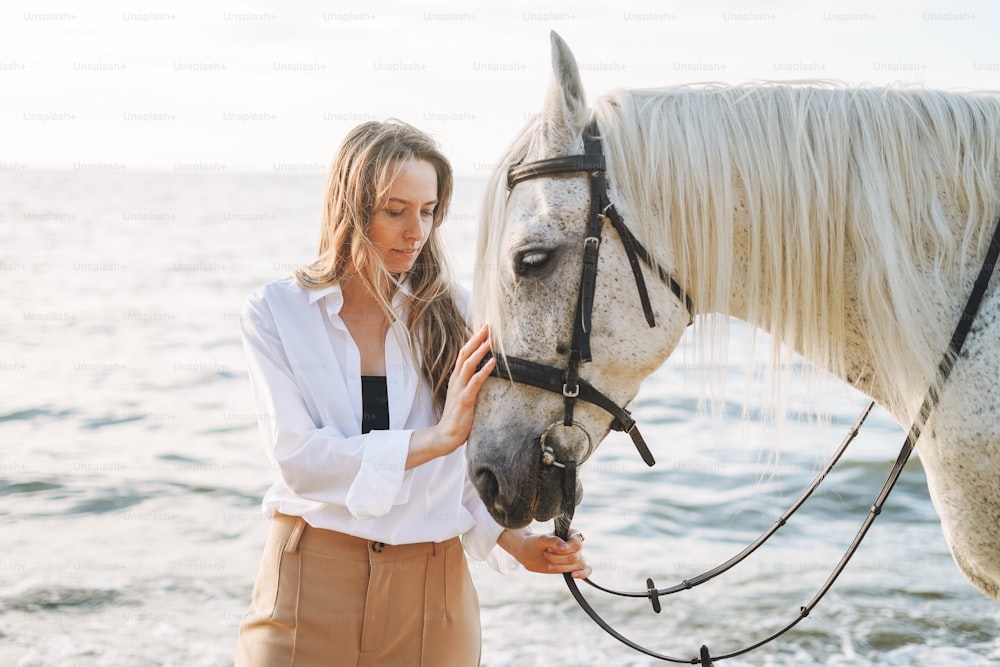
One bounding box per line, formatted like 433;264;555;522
361;375;390;434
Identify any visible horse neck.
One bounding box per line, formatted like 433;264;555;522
692;178;971;424
721;196;884;401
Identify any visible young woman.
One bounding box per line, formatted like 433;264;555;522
235;120;588;666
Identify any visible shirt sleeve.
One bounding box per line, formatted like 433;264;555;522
459;459;521;574
240;291;413;519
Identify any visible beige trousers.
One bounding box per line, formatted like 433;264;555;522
236;512;481;667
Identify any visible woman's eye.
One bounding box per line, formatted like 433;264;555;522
386;209;404;217
421;210;434;219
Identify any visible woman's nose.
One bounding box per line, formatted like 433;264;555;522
403;212;426;239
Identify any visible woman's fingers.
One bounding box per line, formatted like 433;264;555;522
545;554;591;577
468;339;496;382
542;533;589;577
434;325;496;449
458;324;490;358
453;325;493;383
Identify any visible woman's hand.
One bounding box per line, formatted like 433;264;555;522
498;527;592;579
407;324;495;468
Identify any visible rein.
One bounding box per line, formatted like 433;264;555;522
494;117;1000;665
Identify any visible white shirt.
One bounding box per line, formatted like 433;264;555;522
239;275;506;562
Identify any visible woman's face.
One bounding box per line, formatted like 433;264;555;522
369;159;438;275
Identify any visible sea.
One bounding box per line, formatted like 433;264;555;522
1;169;997;666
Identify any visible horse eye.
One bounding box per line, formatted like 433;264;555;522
514;249;552;276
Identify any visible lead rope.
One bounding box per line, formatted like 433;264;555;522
549;215;1000;665
581;401;874;601
551;402;872;665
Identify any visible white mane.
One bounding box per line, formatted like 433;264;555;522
476;83;1000;420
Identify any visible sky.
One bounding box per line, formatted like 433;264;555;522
2;0;999;176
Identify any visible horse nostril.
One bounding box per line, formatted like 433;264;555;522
474;467;500;505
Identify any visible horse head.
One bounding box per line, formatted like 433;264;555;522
467;33;693;529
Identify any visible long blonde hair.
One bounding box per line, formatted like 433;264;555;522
296;120;467;414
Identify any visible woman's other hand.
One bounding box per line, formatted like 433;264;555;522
407;324;495;468
498;528;591;579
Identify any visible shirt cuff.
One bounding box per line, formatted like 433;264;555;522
344;430;413;519
461;503;522;575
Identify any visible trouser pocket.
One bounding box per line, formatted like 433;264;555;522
252;517;302;622
235;515;304;664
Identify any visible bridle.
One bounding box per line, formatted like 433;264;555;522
491;118;694;473
488;117;1000;665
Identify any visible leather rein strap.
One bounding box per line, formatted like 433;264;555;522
495;117;1000;665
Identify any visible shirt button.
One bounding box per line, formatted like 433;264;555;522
370;541;385;553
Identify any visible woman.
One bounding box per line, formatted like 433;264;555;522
235;120;588;666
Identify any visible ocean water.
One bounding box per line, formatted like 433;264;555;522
1;169;997;666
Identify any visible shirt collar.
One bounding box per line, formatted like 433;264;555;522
307;283;340;303
307;278;415;315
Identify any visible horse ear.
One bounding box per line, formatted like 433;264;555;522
541;31;588;147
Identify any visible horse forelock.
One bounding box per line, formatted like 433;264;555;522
473;115;541;361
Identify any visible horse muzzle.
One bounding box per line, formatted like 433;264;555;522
470;422;590;528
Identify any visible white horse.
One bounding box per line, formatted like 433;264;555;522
467;32;1000;603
